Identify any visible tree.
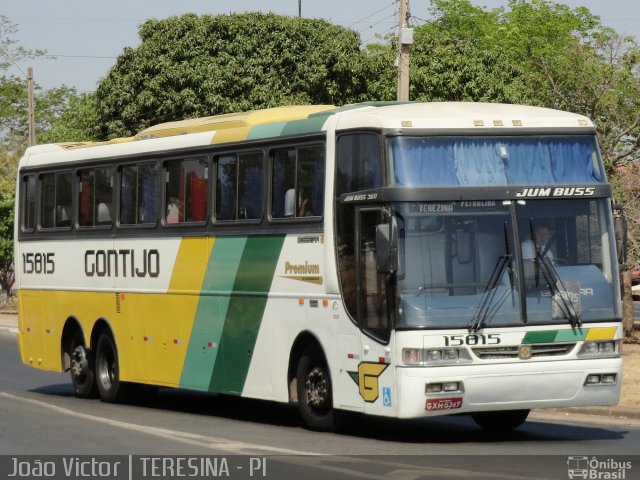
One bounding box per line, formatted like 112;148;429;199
95;13;371;139
0;192;14;306
0;16;97;190
412;0;640;174
37;91;100;144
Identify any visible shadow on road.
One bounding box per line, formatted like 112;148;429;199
28;383;627;444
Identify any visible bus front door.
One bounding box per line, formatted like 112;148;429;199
357;207;394;416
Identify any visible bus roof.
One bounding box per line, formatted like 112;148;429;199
332;102;595;131
19;102;595;168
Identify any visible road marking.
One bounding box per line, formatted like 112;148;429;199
0;391;313;455
0;391;558;479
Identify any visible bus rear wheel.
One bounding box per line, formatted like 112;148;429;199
471;409;530;432
95;332;132;403
69;334;97;398
296;349;338;431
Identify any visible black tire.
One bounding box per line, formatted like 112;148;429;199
471;409;530;432
95;332;132;403
296;349;338;431
69;333;98;399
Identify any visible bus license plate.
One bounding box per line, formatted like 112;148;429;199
426;397;463;411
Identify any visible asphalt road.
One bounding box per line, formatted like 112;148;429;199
1;331;639;479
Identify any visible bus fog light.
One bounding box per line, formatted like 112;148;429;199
585;374;601;385
426;383;442;394
601;374;616;384
443;382;461;392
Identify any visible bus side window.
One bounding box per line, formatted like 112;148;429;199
164;157;208;224
21;175;36;231
271;145;324;219
238;153;263;220
119;163;159;225
40;172;72;229
78;167;113;227
216;155;237;221
215;152;263;221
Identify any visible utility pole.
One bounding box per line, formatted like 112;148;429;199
298;0;302;18
27;67;36;147
397;0;412;101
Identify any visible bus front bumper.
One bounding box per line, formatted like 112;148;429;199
395;357;622;418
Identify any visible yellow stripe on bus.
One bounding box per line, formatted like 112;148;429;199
136;237;215;386
584;327;617;341
168;237;214;293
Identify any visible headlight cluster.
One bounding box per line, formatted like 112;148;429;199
402;348;472;366
577;340;620;358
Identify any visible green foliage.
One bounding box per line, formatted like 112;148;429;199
415;0;640;174
37;92;100;144
409;30;533;104
0;192;14;301
96;13;370;139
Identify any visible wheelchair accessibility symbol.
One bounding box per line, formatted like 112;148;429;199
382;387;392;407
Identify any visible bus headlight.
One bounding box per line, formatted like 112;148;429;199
402;348;472;365
577;340;620;358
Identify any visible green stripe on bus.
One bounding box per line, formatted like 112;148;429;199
522;330;559;344
280;117;329;136
554;328;588;342
523;329;590;344
247;122;287;140
180;237;247;390
209;235;285;394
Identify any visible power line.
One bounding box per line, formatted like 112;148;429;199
344;1;397;30
356;13;397;36
44;54;117;59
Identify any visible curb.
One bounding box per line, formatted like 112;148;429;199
0;326;18;335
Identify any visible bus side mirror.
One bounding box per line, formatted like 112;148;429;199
376;220;398;273
613;204;627;268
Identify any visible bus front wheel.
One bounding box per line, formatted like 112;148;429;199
70;333;97;398
296;349;338;431
95;332;132;403
471;409;530;432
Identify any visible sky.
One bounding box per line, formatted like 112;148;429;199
1;0;640;94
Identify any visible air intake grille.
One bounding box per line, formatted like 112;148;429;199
472;343;576;360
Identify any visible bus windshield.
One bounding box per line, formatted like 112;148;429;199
395;198;619;329
388;135;604;186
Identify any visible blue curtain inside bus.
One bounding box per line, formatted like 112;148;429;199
390;136;603;186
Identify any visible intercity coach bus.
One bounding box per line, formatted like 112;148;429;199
15;102;624;431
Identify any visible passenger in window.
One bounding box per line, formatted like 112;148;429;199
166;197;181;223
97;203;112;224
298;189;314;217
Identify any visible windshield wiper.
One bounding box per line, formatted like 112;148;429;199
536;253;581;328
469;254;512;333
